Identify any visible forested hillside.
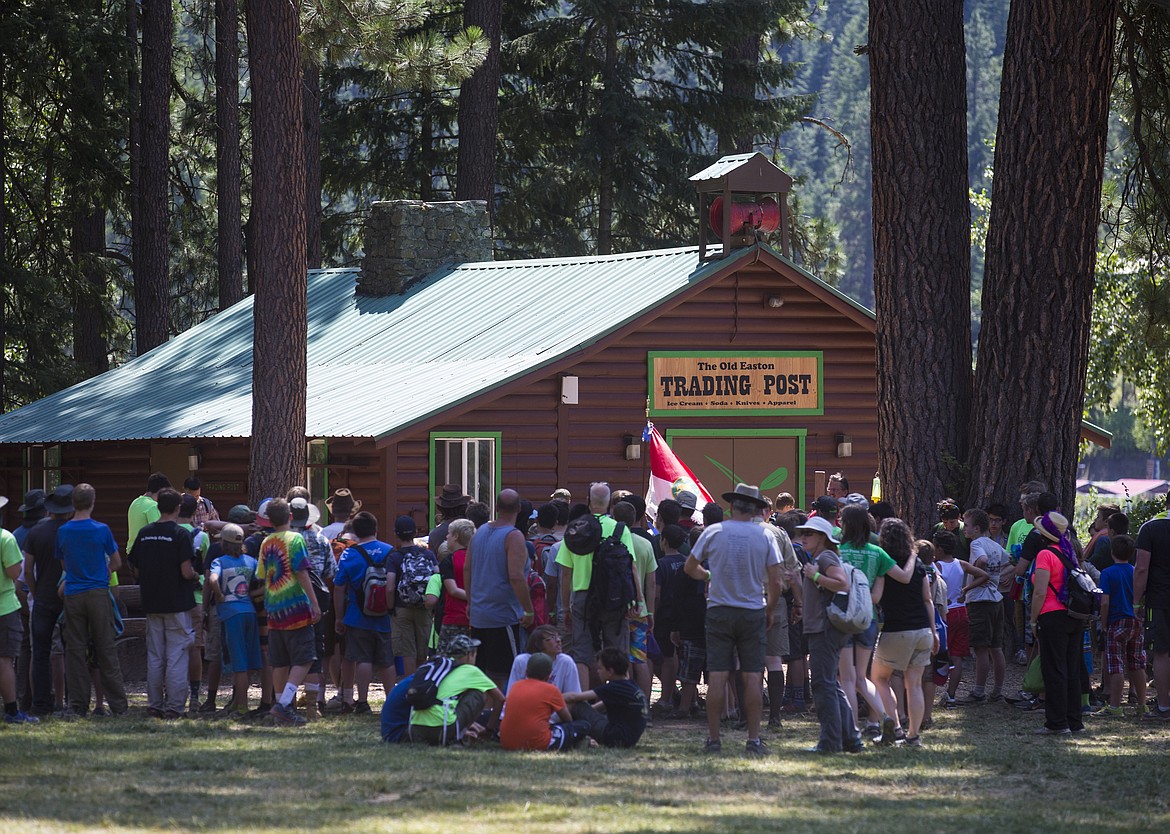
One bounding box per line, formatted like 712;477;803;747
780;0;1009;308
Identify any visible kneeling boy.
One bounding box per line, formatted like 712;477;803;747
564;647;647;748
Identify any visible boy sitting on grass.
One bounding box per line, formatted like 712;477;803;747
564;647;647;748
500;652;591;751
1095;535;1147;716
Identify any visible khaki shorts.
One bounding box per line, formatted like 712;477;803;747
204;606;221;657
391;606;433;659
874;627;933;672
188;606;205;650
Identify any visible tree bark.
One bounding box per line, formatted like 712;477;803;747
245;0;307;505
133;0;172;353
720;33;759;155
597;20;618;256
216;0;243;310
71;206;110;376
966;0;1119;516
868;0;972;537
303;57;321;270
455;0;502;211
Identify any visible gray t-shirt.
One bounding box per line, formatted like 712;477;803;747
691;519;780;610
802;549;843;635
967;536;1008;604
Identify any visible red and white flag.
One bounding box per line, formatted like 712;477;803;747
643;422;715;524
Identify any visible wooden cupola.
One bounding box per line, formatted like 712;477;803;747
689;152;793;261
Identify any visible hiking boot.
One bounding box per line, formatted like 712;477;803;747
744;738;770;757
270;702;307;727
702;738;722;754
4;710;40;724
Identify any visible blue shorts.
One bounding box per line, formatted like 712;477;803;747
847;618;878;650
221;612;263;673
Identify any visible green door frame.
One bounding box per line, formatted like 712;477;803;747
663;427;808;509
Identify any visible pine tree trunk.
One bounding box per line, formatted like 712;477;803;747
216;0;243;309
71;207;109;376
0;55;7;410
720;34;758;154
868;0;972;537
597;21;617;255
303;57;322;270
245;0;307;505
134;0;171;354
455;0;501;210
966;0;1119;516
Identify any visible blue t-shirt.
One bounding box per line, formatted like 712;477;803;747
56;518;119;596
210;553;260;620
1099;562;1136;622
336;540;394;632
380;673;416;743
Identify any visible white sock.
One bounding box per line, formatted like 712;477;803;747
278;683;298;708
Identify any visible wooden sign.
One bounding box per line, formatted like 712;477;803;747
648;351;823;416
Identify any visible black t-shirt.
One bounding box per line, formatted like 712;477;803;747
129;521;196;614
1020;529;1047;565
880;561;931;632
24;517;67;607
1137;517;1170;608
672;561;708;641
593;678;647;748
654;553;688;630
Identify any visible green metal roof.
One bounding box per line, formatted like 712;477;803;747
0;244;795;444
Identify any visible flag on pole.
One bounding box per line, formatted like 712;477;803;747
643;422;715;524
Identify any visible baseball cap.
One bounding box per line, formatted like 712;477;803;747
550;488;572;502
811;495;838;517
838;493;870;510
444;634;482;657
255;498;275;528
394;515;418;539
219;523;245;544
227;504;256;524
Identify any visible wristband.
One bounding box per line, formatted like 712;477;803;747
522;610;533;616
813;571;822;584
704;569;712;583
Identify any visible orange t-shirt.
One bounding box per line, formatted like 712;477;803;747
499;678;565;751
1033;548;1068;616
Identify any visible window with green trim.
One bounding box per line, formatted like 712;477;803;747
436;436;496;506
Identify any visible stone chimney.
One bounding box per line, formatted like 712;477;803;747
359;200;493;296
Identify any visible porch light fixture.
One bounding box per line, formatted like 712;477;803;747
835;433;852;458
623;434;641;461
187;445;202;472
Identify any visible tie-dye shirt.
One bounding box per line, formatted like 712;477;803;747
258;531;313;631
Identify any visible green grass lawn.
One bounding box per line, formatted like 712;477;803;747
1;700;1168;833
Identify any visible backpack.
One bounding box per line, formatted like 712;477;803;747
396;545;438;607
1051;549;1103;621
586;522;638;615
527;568;549;627
530;533;558;574
826;563;873;634
405;656;456;709
565;513;603;555
353;544;390;618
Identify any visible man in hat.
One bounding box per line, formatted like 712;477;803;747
1;493;37;723
684;483;783;756
428;484;471;559
21;485;74;716
550;488;572;504
322;489;361;541
1135;491;1170;720
14;490;47;550
406;633;504;746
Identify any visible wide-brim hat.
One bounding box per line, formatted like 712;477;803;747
721;483;768;509
325;488;362;514
795;515;840;544
676;490;699;511
1034;511;1069;543
838;493;870;510
434;483;471;509
18;489;46;513
43;485;75;515
290;497;321;527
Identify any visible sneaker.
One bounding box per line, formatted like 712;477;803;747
243;703;273;721
198;699;218;714
352;701;372;715
4;710;40;724
805;744;836;754
147;707;166;719
863;722;882;739
322;696;352;715
1141;706;1170;721
703;738;722;754
767;716;783;730
958;692;987;705
1033;726;1071;736
987;692;1003;703
270;702;307;727
940;694;958;709
877;715;898;746
843;737;866;754
744;738;770;757
1014;649;1028;666
53;708;81;721
162;710;187;720
91;706;109;717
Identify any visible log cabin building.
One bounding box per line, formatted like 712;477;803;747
0;155;1106;548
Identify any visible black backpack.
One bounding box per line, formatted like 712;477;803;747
1052;549;1103;621
564;513;603;555
587;522;637;615
405;657;456;709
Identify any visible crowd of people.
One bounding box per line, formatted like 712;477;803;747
2;469;1168;758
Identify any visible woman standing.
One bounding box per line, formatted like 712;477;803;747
1029;511;1085;735
795;516;860;753
870;519;937;746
